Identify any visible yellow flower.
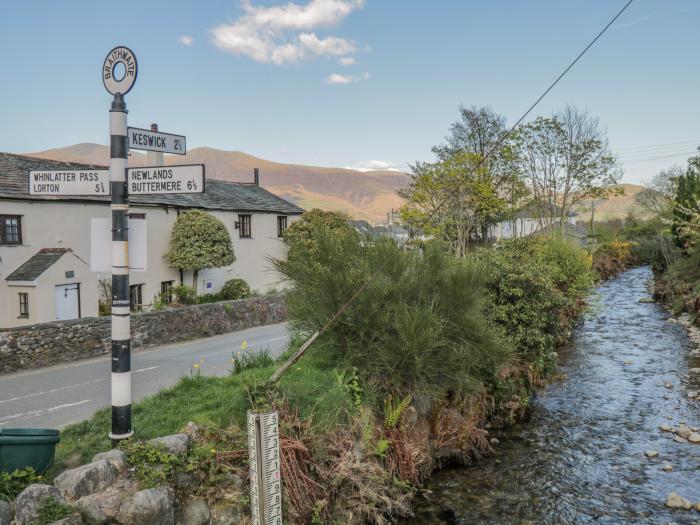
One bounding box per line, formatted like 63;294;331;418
193;363;200;369
211;448;217;455
241;340;248;350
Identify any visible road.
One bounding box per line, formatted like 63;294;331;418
0;323;289;429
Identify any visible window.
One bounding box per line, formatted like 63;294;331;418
129;284;143;311
160;280;174;304
18;293;28;318
238;214;251;238
277;216;288;238
0;215;22;245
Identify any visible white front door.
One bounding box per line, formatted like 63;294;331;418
55;284;80;320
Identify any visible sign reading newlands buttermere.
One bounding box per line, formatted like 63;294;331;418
128;126;186;155
28;170;110;195
127;164;205;195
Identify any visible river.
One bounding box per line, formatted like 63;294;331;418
409;267;700;524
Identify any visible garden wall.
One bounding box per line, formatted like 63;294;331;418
0;296;286;373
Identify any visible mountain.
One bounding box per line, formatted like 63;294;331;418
27;143;409;223
571;183;646;222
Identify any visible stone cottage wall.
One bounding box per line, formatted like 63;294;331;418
0;296;286;373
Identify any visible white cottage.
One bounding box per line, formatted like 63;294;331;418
0;153;303;328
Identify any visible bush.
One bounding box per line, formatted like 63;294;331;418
275;228;511;401
0;467;39;501
592;240;634;280
173;285;197;305
219;279;251;301
474;237;594;370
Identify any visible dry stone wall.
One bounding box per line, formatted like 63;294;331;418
0;296;286;373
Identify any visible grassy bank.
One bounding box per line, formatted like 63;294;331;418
43;232;598;524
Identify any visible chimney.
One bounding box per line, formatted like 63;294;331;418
254;168;260;186
150;123;158;132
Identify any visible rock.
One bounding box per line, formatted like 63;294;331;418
148;434;190;456
660;424;673;432
91;449;127;471
694;502;700;512
645;450;659;458
688;432;700;443
54;460;119;500
489;437;500;445
689;368;700;373
665;492;693;510
180;499;211;525
662;463;673;472
116;487;175;525
210;503;245;525
0;500;10;525
675;425;692;439
664;382;674;389
74;488;126;525
183;422;200;440
674;436;687;443
687;391;698;399
47;513;85;525
15;484;64;525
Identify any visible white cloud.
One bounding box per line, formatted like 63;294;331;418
211;0;365;65
338;56;356;66
325;71;369;84
345;160;401;172
179;35;194;46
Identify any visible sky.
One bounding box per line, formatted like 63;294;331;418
1;0;699;185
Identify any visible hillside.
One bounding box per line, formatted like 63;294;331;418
571;183;646;222
28;143;409;223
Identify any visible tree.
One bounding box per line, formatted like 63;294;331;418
672;154;700;249
636;165;682;220
282;209;353;255
517;106;620;230
399;106;526;254
165;209;235;290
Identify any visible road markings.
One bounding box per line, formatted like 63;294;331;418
0;399;92;425
0;378;104;405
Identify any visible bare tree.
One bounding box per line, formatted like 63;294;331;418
636;165;682;220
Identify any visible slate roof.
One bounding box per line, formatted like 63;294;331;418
0;152;304;215
6;248;70;282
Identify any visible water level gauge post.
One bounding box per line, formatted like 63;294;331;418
248;410;282;525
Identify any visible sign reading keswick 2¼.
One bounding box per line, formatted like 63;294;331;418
128;126;186;155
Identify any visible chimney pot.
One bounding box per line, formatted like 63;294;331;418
254;168;259;186
150;123;158;132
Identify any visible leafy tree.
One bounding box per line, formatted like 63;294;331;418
165;209;235;290
282;208;354;258
517;106;620;230
672;155;700;249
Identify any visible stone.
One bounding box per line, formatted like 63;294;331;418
210;503;244;525
0;500;10;525
660;424;673;432
688;432;700;443
644;450;659;458
675;425;692;439
662;463;673;472
674;436;687;443
689;368;700;373
91;449;127;471
54;460;119;501
664;382;674;389
47;513;85;525
15;484;64;525
687;391;698;399
148;434;190;456
116;487;175;525
74;488;126;525
489;437;500;445
694;502;700;512
180;499;211;525
665;492;693;510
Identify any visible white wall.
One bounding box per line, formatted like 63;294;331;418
0;199;297;328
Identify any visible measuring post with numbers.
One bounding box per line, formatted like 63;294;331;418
247;410;282;525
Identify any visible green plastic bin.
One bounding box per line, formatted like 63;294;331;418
0;428;60;474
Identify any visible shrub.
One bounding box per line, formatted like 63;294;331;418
592;240;633;280
173;285;198;305
275;228;511;401
0;467;38;501
219;279;251;301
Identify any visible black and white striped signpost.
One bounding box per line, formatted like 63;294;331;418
103;46;138;441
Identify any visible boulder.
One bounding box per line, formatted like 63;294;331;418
688;432;700;444
180;499;211;525
15;484;64;525
54;460;119;500
210;503;245;525
74;488;127;525
91;449;127;471
0;499;10;525
116;487;175;525
675;425;692;439
148;434;190;456
665;492;693;510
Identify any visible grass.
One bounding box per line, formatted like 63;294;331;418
50;338;353;479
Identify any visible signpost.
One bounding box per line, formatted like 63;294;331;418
247;410;283;525
127;164;204;195
128;126;186;155
28;170;110;196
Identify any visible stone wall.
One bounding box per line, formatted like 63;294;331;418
0;296;286;373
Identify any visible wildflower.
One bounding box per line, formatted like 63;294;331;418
193;363;200;369
211;448;217;455
241;340;248;350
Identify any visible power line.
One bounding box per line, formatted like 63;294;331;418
271;0;638;382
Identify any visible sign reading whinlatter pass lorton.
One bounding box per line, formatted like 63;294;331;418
128;127;186;155
127;164;205;195
29;170;110;195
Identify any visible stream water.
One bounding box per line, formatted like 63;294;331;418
409;267;700;524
